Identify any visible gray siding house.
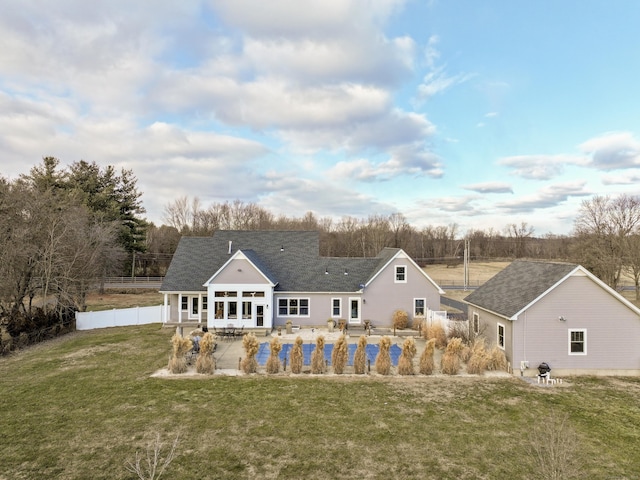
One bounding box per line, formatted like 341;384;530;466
160;230;444;333
464;260;640;376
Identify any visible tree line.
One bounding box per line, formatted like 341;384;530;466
0;157;146;345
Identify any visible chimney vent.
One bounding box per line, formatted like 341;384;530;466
228;240;232;254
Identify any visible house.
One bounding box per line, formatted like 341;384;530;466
464;260;640;376
160;230;444;334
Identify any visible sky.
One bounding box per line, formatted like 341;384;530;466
1;1;640;236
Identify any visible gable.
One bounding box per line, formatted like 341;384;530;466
204;254;274;286
365;248;444;294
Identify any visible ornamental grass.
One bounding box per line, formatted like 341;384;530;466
311;335;326;374
266;337;282;374
392;309;409;330
353;335;367;374
289;336;304;374
466;338;490;375
375;336;392;375
488;346;508;371
398;336;417;375
195;332;216;374
241;333;259;374
441;337;464;375
424;323;447;349
419;338;436;375
331;334;349;374
168;334;192;374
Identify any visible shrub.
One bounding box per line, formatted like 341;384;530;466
392;309;409;330
412;317;426;333
488;346;508;371
466;339;490;375
241;333;259;374
266;337;282;374
375;336;392;375
441;337;464;375
398;337;417;375
448;320;472;344
311;336;326;374
168;334;192;374
419;338;436;375
331;334;349;374
424;323;447;349
195;332;216;374
125;432;180;480
353;335;367;374
290;336;304;374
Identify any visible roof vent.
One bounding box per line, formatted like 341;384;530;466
228;240;232;254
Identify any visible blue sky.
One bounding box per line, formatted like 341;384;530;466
1;1;640;235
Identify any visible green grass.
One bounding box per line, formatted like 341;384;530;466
2;325;640;479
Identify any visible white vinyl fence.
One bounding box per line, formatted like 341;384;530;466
76;305;164;331
427;309;467;333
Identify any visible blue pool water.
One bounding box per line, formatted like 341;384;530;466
256;342;402;366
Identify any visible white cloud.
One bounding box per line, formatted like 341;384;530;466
497;154;587;180
462;182;513;194
579;131;640;170
496;181;591;214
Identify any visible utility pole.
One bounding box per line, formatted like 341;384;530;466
463;239;470;290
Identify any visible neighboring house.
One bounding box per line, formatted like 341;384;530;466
464;260;640;376
160;230;444;333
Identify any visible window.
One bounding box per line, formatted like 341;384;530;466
569;329;587;355
191;297;199;315
395;265;407;283
228;302;237;319
202;296;208;311
414;298;425;317
332;298;341;317
497;323;505;349
278;298;310;317
473;313;480;335
242;301;252;319
181;296;188;311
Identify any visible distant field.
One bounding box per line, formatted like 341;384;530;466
423;261;510;287
85;289;164;311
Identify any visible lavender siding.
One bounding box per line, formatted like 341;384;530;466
512;274;640;372
212;258;269;284
468;307;513;363
364;258;441;327
273;293;355;327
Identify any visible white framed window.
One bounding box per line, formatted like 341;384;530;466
181;296;188;311
497;323;505;350
395;265;407;283
331;298;341;317
202;296;208;311
414;298;425;317
278;298;310;317
569;329;587;355
473;313;480;335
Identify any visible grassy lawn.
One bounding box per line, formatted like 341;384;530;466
85;289;164;311
2;325;640;479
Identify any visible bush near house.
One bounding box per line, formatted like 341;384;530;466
392;309;409;329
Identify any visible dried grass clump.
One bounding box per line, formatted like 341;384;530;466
168;334;192;374
466;339;491;375
392;309;409;330
412;317;426;333
311;336;326;374
331;334;349;374
266;337;282;374
441;337;464;375
419;338;436;375
447;320;472;344
241;333;259;374
375;336;392;375
290;336;304;374
353;335;367;374
195;332;216;374
398;337;417;375
488;346;508;371
425;323;448;349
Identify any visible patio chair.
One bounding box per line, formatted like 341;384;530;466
233;325;244;340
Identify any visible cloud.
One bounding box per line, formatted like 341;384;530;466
497;154;587;180
602;171;640;185
417;66;474;100
496;181;590;214
579;131;640;170
462;182;513;194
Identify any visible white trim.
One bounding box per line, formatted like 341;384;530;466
413;297;426;317
364;249;445;294
568;328;587;355
331;297;342;318
497;322;505;350
472;312;480;334
203;250;276;287
348;297;361;324
510;265;640;320
277;297;310;317
395;265;407;283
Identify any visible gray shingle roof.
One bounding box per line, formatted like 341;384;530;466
160;230;391;293
463;260;578;318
